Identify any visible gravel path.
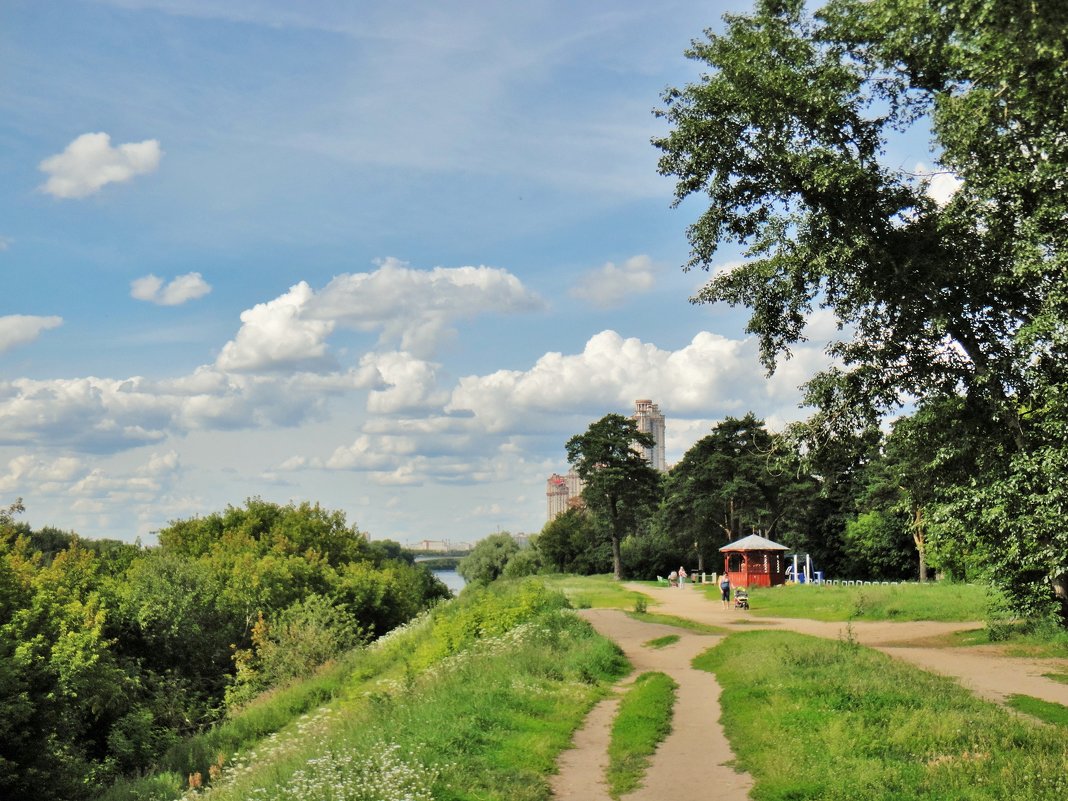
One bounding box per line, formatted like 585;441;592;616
551;583;1068;801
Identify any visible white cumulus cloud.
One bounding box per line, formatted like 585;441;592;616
0;314;63;353
216;282;336;373
360;351;450;414
131;272;212;306
39;132;163;199
312;257;545;357
569;254;658;308
916;162;963;207
446;329;832;433
216;259;544;374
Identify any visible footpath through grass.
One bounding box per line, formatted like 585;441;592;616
696;630;1068;800
98;579;628;801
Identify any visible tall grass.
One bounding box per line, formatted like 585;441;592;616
606;672;677;798
98;579;628;801
696;630;1068;800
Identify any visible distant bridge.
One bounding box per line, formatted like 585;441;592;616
410;539;472;554
413;554;465;565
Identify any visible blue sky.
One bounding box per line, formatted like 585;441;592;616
1;0;944;546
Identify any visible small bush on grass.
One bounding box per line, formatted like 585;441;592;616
695;631;1068;800
607;672;677;798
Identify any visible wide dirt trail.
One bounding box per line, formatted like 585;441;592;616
552;582;1068;801
630;582;1068;707
551;610;752;801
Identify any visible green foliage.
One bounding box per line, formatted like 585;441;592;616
567;414;662;579
412;578;569;668
457;531;520;584
537;508;610;574
226;595;365;709
1;498;449;800
114;579;627;801
697;630;1068;799
501;545;543;578
656;0;1068;621
607;672;677;798
620;524;686;580
843;510;916;581
657;414;817;568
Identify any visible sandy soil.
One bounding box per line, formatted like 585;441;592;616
551;610;752;801
551;583;1068;800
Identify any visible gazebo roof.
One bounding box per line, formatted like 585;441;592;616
719;534;790;552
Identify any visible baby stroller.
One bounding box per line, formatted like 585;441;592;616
733;588;749;610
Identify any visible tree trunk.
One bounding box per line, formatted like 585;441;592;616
913;505;928;583
611;535;623;580
1052;572;1068;620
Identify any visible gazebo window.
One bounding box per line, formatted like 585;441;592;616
728;553;744;572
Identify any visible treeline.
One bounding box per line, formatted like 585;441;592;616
533;412;921;584
470;408;1064;626
0;498;450;801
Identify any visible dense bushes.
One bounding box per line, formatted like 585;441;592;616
0;498;449;801
106;578;627;801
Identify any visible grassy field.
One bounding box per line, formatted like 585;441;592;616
706;581;993;622
546;573;991;624
1006;694;1068;727
537;573;650;610
696;630;1068;800
98;574;1067;800
606;672;676;799
643;634;680;649
97;579;629;801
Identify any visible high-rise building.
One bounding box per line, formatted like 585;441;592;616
546;467;584;522
546;473;569;520
633;399;666;472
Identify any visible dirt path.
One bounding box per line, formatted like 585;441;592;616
552;583;1068;801
632;583;1068;707
551;610;752;801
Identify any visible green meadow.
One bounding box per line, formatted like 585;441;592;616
701;580;992;622
98;579;628;801
696;631;1068;800
95;575;1068;801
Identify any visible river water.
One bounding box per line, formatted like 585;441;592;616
431;568;466;595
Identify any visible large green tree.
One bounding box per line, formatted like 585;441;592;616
655;0;1068;618
457;532;520;585
566;414;661;580
658;414;816;570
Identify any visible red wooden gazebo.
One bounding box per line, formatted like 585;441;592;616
719;534;790;588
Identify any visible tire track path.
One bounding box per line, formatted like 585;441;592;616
551;609;753;801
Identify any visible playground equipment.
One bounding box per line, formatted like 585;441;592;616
785;553;824;584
